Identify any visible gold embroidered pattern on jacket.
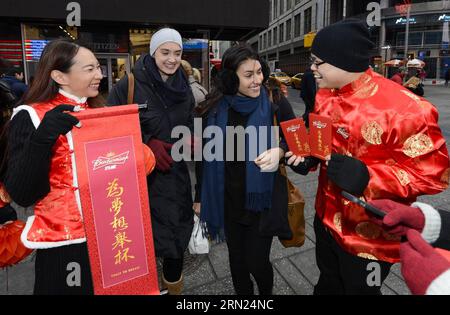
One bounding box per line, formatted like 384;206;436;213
393;168;411;186
357;253;378;260
402;133;434;158
385;159;396;166
353;82;379;99
352;72;372;90
0;186;11;203
333;212;342;233
355;222;382;240
361;121;383;145
400;89;421;102
382;230;402;242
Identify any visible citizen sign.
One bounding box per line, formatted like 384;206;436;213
92;152;130;171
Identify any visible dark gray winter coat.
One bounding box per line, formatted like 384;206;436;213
107;54;195;259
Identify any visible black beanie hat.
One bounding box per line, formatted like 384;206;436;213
311;19;375;73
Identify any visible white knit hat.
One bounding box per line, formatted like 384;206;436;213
149;28;183;56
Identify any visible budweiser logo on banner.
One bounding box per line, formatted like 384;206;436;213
313;121;327;129
287;124;301;132
92;151;130;171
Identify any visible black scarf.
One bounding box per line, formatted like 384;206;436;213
144;55;190;105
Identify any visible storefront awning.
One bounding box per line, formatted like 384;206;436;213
1;0;269;40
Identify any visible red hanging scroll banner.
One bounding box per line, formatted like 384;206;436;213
70;105;159;295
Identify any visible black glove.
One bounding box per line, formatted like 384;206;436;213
0;204;17;224
33;104;80;146
288;156;321;175
327;154;370;195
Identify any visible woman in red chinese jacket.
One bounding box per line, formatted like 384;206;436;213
0;39;154;294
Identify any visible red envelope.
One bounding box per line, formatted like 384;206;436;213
309;113;332;160
280;118;310;157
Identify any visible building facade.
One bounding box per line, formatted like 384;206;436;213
0;0;269;94
381;0;450;79
252;0;450;80
251;0;378;75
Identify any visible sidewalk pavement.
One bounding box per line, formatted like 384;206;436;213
1;86;449;295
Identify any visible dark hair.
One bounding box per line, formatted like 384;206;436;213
1;40;104;179
5;66;23;76
196;44;268;116
22;39;104;108
0;58;12;77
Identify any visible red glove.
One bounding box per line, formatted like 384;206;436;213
400;230;450;295
146;138;173;172
185;135;202;156
368;199;425;236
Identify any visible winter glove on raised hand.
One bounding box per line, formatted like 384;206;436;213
285;153;321;175
146;138;173;172
369;199;425;236
400;229;450;295
0;204;17;225
327;154;370;196
33;104;80;146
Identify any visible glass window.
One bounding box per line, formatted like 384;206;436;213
396;32;423;46
274;0;278;18
424;31;441;45
304;7;312;34
294;14;301;37
274;26;278;44
279;23;284;43
269;1;273;21
286;19;292;41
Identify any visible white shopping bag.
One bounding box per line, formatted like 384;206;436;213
188;214;209;254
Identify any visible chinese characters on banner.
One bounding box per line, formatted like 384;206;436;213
107;178;134;266
70;105;159;295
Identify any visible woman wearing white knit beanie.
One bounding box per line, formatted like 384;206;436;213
108;27;195;295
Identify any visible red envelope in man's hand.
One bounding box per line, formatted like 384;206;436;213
309;113;332;160
280;118;310;157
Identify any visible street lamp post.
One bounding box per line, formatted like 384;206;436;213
404;5;411;64
402;1;412;83
343;0;347;19
382;45;391;77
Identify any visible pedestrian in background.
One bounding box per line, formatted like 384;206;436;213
0;66;28;100
445;68;450;88
181;60;208;106
299;68;316;128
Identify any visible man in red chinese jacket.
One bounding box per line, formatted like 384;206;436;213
288;19;449;294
